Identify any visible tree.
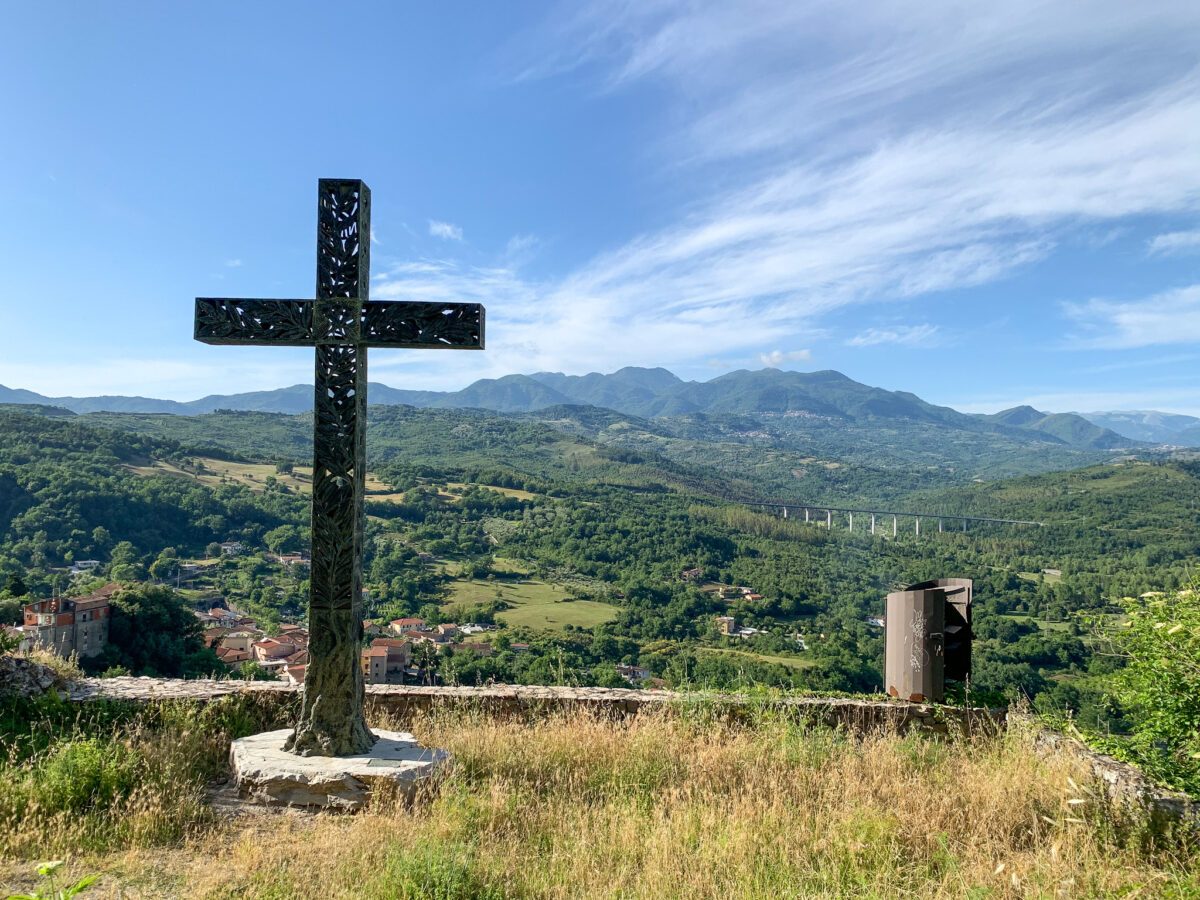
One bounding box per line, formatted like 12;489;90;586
264;525;303;555
590;664;628;688
107;541;144;581
1;572;27;598
149;548;181;582
205;542;222;560
91;526;112;553
236;660;278;681
87;584;219;678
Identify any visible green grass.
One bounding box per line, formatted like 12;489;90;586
700;647;817;670
997;614;1073;632
444;578;618;631
1017;570;1063;584
491;557;534;575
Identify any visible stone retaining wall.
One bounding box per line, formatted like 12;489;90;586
1007;711;1199;831
70;677;1002;735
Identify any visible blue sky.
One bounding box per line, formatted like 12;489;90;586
2;1;1199;413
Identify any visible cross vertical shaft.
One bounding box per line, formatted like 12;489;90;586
288;180;374;756
193;178;485;758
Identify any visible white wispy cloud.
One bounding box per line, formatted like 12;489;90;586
1064;284;1200;349
428;220;463;241
847;324;940;347
224;259;243;268
504;233;540;263
758;349;812;367
1148;229;1200;256
369;1;1200;386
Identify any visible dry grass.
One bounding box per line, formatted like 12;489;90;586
2;703;1195;899
22;647;84;682
124;457;391;496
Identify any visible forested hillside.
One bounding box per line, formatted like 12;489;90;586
2;404;1197;725
0;408;306;600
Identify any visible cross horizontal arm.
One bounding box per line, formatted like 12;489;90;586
195;299;314;346
362;301;484;349
195;299;485;349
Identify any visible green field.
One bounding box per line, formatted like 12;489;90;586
997;613;1072;632
445;578;618;631
491;556;534;575
1017;570;1063;584
700;647;817;670
446;481;540;501
125;457;391;495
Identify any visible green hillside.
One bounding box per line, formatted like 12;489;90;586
2;404;1197;718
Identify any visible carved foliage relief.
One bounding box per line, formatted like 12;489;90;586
193;299;313;345
317;179;370;301
362;302;485;348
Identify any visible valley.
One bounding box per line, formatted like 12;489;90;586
1;368;1197;794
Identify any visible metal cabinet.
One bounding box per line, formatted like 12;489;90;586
884;579;972;703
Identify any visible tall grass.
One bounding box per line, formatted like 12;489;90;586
0;692;293;857
2;702;1190;898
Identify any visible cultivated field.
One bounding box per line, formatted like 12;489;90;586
124;457;391;495
700;646;817;670
446;481;540;501
445;578;618;631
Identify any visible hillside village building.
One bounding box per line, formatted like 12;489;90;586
615;664;651;684
22;584;118;658
389;617;425;635
361;639;413;684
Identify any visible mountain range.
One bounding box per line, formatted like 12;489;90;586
0;367;1173;449
1075;410;1200;446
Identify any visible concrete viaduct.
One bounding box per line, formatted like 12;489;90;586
739;500;1043;535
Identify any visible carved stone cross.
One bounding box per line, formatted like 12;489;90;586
195;179;485;755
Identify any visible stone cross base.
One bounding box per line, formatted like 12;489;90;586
230;729;448;810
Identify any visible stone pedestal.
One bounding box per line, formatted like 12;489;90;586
230;728;448;810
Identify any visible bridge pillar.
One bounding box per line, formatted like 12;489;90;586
871;514;876;535
893;515;897;537
849;512;853;532
782;507;788;519
826;509;832;529
916;517;921;536
804;508;810;523
939;519;943;533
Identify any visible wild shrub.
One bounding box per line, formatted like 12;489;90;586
35;736;143;814
1089;578;1200;795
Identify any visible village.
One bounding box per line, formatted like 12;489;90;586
6;551;811;692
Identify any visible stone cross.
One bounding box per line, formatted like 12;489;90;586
194;179;485;755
